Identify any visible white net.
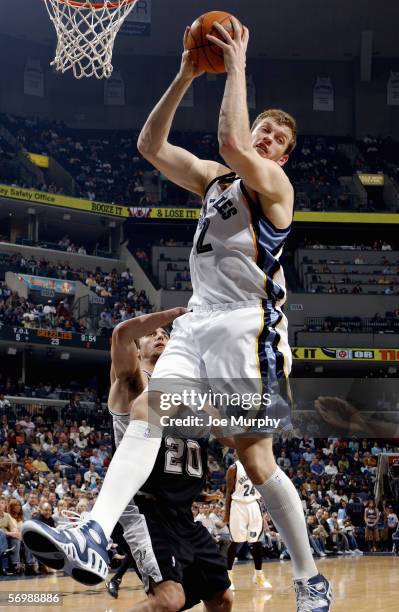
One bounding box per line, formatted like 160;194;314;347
43;0;137;79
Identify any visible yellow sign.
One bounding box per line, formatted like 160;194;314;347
129;208;399;224
292;347;399;362
28;153;49;169
357;173;384;186
1;183;398;224
0;184;129;218
128;207;200;220
293;211;399;224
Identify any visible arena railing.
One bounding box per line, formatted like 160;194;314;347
1;396;108;421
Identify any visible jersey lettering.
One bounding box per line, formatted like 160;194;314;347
212;195;238;220
164;436;203;479
243;484;256;497
186;440;203;478
164;437;185;474
232;461;261;503
196;217;213;254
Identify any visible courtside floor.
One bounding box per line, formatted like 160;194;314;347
0;557;397;611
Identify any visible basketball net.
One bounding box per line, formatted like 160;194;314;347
43;0;137;79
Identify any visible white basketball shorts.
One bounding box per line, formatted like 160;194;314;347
149;300;293;434
229;499;263;543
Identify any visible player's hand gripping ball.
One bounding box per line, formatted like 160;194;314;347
184;11;244;74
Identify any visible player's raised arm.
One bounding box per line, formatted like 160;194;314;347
208;19;294;228
108;308;188;412
137;28;227;197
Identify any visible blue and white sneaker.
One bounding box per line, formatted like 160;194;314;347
294;574;332;611
21;516;109;585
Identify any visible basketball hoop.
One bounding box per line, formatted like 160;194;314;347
42;0;137;79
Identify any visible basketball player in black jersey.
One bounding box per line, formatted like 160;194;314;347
106;308;232;612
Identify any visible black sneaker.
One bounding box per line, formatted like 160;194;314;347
106;578;121;599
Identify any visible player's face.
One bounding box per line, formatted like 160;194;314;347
139;328;170;360
251;119;292;166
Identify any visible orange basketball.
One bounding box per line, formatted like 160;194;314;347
185;11;244;74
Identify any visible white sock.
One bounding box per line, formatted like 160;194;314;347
256;467;317;581
90;420;162;540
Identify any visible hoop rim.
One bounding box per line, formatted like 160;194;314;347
53;0;136;9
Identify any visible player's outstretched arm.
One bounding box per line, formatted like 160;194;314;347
315;396;399;437
208;19;294;227
137;29;228;197
111;308;188;379
109;308;188;412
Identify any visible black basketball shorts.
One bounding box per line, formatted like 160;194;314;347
130;497;230;610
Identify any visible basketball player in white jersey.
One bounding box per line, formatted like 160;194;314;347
22;18;332;612
224;459;271;591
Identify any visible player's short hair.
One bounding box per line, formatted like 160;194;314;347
135;327;170;350
251;108;297;154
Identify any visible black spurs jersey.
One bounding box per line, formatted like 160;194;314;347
110;370;210;511
139;434;209;509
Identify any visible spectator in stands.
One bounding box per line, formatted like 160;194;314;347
53;499;68;526
306;515;326;557
7;498;24;573
37;501;55;528
84;464;100;488
303;446;316;463
327;512;350;554
277;450;291;470
75;433;88;450
31;453;50;473
338;455;350;472
3;482;17;499
35;501;57;574
337;500;348;522
310;458;325;478
12;484;26;505
342;517;362;554
88;449;104;474
55;478;70;500
263;512;282;553
0;527;15;576
0;497;20;574
79;419;92;437
325;459;338;476
371;441;383;456
362;452;377;475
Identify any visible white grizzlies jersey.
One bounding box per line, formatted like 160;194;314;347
231;460;261;505
188;172;291;308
